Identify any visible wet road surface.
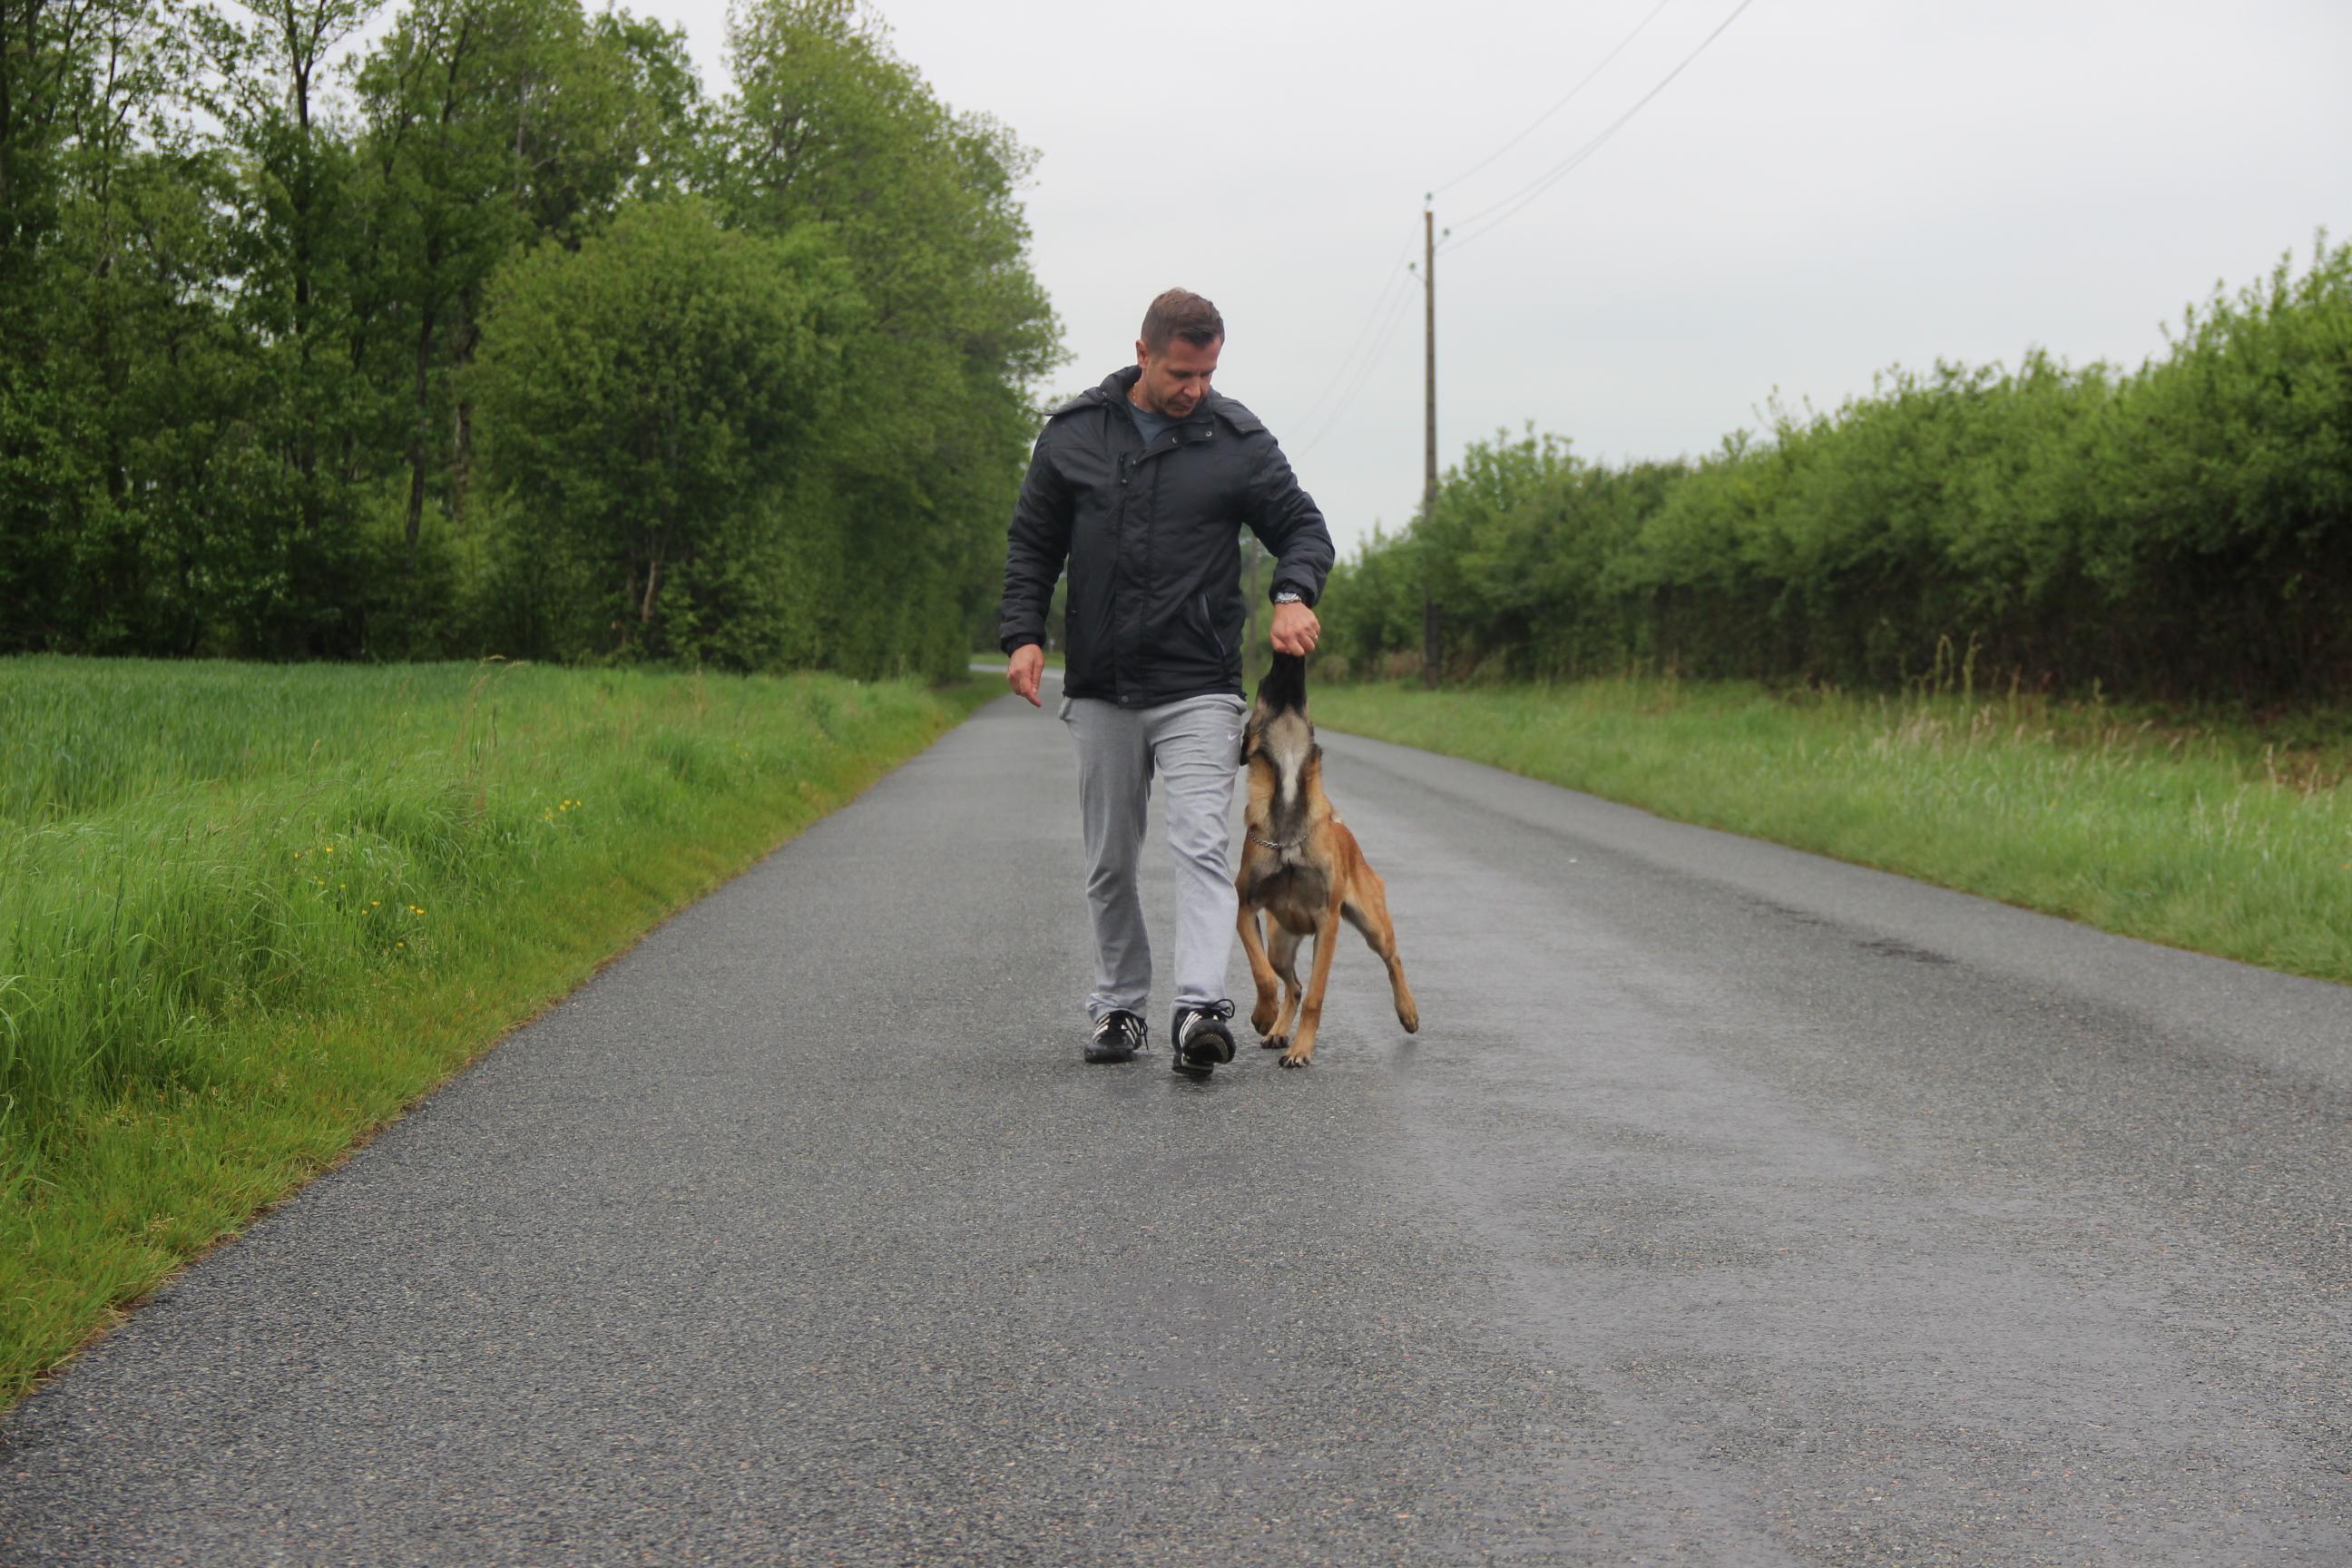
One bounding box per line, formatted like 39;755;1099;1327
5;677;2349;1564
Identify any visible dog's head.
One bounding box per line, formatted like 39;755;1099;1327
1241;652;1318;789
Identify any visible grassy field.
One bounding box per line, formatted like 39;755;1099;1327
1312;678;2352;986
0;657;990;1406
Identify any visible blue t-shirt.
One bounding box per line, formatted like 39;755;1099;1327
1128;399;1181;449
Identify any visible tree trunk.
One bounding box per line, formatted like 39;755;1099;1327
449;314;478;531
451;397;474;530
406;296;436;570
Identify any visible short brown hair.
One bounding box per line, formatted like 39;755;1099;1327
1141;289;1224;352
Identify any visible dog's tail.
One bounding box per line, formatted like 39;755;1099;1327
1256;652;1308;715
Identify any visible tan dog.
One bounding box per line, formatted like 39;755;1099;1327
1234;654;1419;1067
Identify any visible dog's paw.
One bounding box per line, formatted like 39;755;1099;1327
1398;1007;1420;1034
1250;1004;1279;1036
1279;1051;1311;1069
1260;1033;1289;1052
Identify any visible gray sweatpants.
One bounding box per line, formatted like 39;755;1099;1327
1060;691;1246;1024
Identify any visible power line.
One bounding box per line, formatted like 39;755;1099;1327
1441;0;1760;256
1287;1;1760;509
1293;281;1416;457
1295;283;1416;456
1430;0;1678;199
1284;223;1421;436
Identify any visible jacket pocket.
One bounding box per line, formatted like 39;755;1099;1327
1194;593;1227;659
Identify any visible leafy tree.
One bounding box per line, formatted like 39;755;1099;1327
173;0;386;654
1332;241;2351;702
711;0;1059;678
3;0;117;642
2087;245;2352;695
3;0;1058;675
348;0;702;654
470;196;861;664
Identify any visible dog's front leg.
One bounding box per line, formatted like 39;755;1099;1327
1235;887;1281;1038
1279;898;1348;1069
1265;923;1305;1050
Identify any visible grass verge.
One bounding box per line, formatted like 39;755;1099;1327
1311;678;2352;985
0;657;991;1407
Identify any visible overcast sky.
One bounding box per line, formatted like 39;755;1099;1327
637;0;2352;561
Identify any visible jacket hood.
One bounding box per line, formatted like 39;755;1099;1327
1069;365;1260;434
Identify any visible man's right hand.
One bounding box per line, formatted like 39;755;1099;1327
1006;643;1044;707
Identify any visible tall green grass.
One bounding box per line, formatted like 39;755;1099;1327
0;657;989;1403
1312;678;2352;985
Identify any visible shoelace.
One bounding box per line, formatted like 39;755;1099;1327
1180;999;1237;1032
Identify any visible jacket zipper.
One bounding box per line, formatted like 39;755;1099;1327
1197;593;1226;659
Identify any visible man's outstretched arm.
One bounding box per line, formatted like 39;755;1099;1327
999;434;1070;708
1249;443;1336;656
1269;600;1320;657
1005;643;1045;706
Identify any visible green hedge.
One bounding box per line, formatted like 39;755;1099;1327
1327;242;2352;703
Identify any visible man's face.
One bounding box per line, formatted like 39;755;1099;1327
1132;334;1222;417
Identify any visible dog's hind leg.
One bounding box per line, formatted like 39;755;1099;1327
1236;895;1281;1038
1264;922;1306;1051
1279;900;1346;1069
1341;864;1419;1034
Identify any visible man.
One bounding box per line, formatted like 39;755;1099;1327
1000;288;1335;1077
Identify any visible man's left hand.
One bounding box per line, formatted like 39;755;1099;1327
1269;600;1320;656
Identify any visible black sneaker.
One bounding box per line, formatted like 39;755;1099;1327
1171;1000;1238;1077
1084;1009;1147;1064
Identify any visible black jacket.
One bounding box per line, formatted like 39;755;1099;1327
998;366;1335;707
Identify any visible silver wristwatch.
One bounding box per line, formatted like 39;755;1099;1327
1272;589;1303;605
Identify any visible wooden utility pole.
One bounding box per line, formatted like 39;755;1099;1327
1420;201;1440;689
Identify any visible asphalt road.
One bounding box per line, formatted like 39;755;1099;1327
5;674;2349;1565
